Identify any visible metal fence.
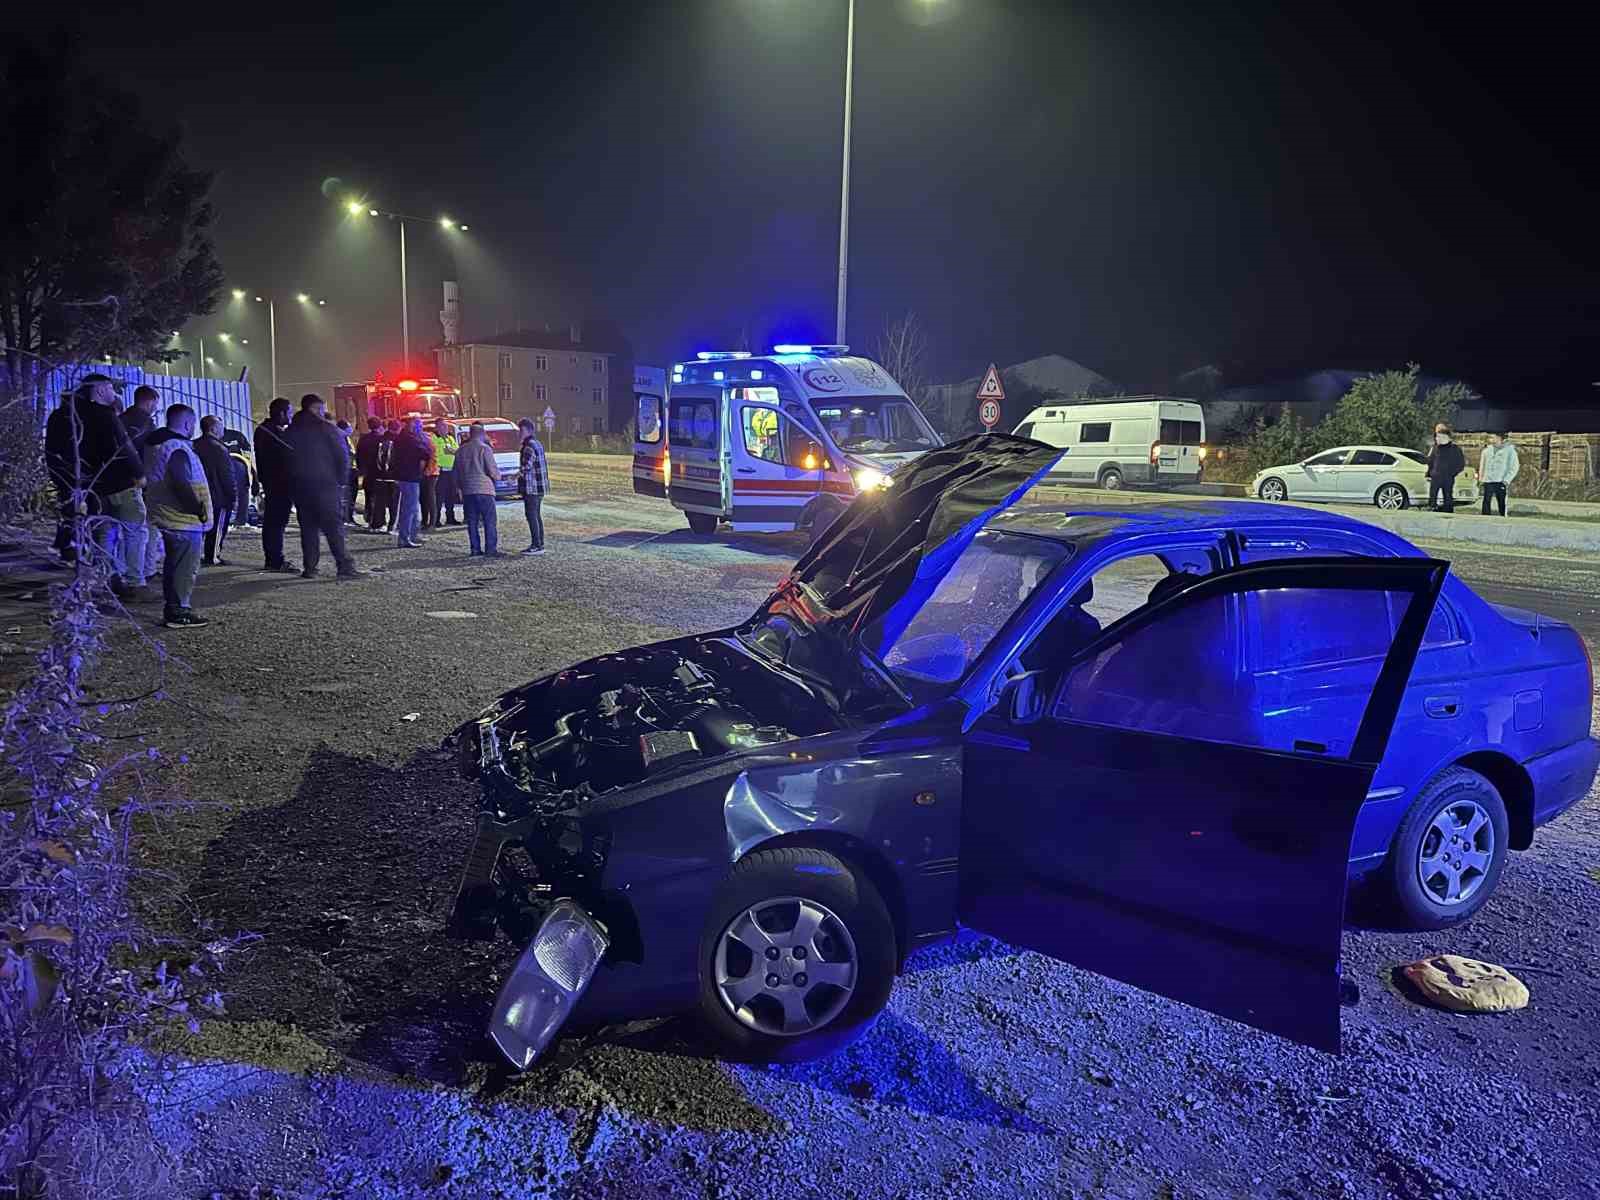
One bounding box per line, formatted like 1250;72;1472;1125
19;364;254;436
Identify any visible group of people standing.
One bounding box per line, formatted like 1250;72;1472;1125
1423;424;1521;516
252;406;552;569
44;373;240;628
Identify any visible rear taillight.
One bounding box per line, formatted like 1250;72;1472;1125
1150;441;1162;465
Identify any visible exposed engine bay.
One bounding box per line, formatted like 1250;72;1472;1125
461;637;841;819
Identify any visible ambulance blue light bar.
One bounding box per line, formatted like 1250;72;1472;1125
695;350;751;361
772;344;850;356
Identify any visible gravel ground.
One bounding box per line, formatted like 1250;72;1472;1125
8;456;1597;1200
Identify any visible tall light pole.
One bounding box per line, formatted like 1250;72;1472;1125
346;201;468;372
228;288;326;400
836;0;856;345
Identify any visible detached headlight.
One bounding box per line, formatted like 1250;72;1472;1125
488;899;608;1069
852;466;885;491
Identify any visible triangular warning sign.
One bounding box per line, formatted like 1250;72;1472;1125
975;363;1006;401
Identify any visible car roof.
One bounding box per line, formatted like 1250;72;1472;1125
988;498;1420;553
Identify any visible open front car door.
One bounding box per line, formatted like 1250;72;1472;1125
958;556;1448;1053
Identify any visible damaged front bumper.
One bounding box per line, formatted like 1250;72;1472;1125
489;898;610;1069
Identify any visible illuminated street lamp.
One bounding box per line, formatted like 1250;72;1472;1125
345;199;469;370
226;290;327;400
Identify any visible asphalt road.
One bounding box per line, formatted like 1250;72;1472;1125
10;466;1595;1200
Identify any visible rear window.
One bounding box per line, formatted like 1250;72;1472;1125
637;395;662;444
483;428;520;452
670;397;720;450
1399;449;1428;465
1080;422;1111;443
1160;419;1204;445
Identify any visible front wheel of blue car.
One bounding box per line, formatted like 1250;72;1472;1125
1383;767;1509;929
697;847;896;1062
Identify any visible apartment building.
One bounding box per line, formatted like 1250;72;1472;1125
436;329;615;435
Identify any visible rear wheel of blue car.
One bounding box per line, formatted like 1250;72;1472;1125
697;847;896;1062
1383;767;1509;929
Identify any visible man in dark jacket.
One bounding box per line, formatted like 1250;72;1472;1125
355;416;385;530
122;384;159;447
253;397;298;572
1424;425;1466;513
390;417;431;548
195;415;239;566
286;395;363;579
46;374;148;594
44;393;80;562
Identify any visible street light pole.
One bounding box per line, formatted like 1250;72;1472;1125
198;336;206;380
268;299;279;400
400;220;410;370
835;0;856;345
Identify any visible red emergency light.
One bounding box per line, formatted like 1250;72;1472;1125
398;378;420;392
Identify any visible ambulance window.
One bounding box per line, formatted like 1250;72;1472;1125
669;397;719;450
637;395;662;444
741;407;783;464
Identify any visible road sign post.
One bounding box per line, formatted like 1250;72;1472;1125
976;363;1005;432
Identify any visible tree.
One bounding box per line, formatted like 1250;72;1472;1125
0;35;224;403
1319;364;1476;452
874;311;931;405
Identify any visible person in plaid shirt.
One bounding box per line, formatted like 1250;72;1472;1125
517;417;549;556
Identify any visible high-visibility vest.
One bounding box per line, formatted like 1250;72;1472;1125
431;433;458;471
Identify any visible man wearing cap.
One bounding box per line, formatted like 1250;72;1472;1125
57;374;149;597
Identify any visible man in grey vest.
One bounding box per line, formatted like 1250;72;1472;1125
143;403;214;629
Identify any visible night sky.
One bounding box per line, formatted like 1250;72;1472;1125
9;1;1598;404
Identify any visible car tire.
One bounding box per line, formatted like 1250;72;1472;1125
686;511;718;536
1099;467;1124;491
1374;482;1409;510
696;847;896;1063
1258;477;1287;501
1380;766;1509;930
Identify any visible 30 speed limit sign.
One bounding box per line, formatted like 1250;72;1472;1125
976;362;1005;430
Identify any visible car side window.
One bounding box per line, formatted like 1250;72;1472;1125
1050;586;1407;756
741;406;784;464
1348;450;1395;466
1080;422;1112;443
1013;421;1035;439
1305;450;1351;467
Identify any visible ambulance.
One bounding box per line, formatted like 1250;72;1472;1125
632;346;943;540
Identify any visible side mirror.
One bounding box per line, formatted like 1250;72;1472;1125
998;666;1047;725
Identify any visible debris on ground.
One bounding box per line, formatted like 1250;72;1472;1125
1401;954;1531;1013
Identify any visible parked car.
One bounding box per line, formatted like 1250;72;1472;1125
1252;444;1476;509
445;436;1597;1070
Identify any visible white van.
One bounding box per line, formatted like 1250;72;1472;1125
1012;396;1206;489
446;417;522;500
634;346;942;540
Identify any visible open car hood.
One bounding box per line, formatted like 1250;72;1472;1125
774;434;1062;655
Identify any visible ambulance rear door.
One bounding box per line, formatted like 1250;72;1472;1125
632;381;668;499
667;386;728;518
727;388;831;532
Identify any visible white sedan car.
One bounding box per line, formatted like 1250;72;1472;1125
1251;445;1477;510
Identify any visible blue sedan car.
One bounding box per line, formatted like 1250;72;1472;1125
448;437;1597;1067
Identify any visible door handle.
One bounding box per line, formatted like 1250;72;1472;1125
1424;696;1461;719
736;467;756;475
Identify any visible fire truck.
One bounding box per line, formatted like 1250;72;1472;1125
333;376;464;427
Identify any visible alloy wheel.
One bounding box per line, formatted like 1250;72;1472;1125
713;896;858;1036
1417;800;1494;906
1376;484;1407;510
1259;478;1286;501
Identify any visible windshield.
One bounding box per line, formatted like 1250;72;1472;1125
868;530;1074;704
808;395;939;454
